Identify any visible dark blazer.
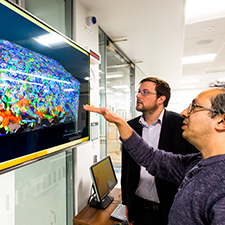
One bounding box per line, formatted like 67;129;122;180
121;109;198;223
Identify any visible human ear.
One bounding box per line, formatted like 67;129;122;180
158;95;166;105
215;115;225;131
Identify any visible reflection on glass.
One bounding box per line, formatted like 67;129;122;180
106;40;131;168
99;28;107;158
25;0;67;37
14;151;73;225
135;66;146;117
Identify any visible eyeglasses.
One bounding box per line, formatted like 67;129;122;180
138;90;157;96
188;103;218;115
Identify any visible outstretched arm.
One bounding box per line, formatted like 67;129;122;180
83;105;191;185
83;105;133;140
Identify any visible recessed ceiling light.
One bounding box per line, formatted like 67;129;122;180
196;39;213;45
182;54;216;64
205;26;215;31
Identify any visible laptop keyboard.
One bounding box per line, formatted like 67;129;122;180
111;202;127;221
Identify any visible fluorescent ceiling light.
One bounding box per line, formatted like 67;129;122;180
106;74;123;79
112;85;129;89
33;33;66;47
99;87;105;90
182;54;216;65
185;0;225;24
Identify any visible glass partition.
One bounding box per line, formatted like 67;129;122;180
15;152;66;225
25;0;66;35
0;148;74;225
99;28;107;159
13;0;72;38
106;45;131;166
134;66;147;117
98;33;132;171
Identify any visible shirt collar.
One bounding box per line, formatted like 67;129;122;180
139;109;165;127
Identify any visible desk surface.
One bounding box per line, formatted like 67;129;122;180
73;188;122;225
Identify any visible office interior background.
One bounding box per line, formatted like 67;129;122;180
1;0;225;224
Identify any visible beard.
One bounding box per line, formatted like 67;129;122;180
136;102;159;114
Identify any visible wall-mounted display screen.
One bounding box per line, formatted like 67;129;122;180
0;0;90;171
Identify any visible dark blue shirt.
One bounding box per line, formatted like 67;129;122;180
121;131;225;224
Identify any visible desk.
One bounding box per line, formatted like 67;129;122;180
73;188;122;225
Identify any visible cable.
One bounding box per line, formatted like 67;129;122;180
87;184;96;204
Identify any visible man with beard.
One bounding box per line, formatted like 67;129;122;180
121;77;197;225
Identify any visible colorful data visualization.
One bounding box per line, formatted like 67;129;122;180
0;39;80;136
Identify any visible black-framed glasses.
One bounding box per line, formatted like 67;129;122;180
188;103;218;114
138;90;157;96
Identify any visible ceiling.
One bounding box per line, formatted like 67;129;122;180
79;0;225;91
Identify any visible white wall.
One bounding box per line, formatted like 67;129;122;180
73;0;100;128
74;140;99;215
73;0;99;53
167;88;205;114
72;0;101;215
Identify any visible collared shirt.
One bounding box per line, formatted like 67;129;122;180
135;109;164;203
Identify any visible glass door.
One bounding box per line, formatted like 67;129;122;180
106;41;131;166
99;29;133;180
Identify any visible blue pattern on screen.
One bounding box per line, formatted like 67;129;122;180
0;39;80;136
